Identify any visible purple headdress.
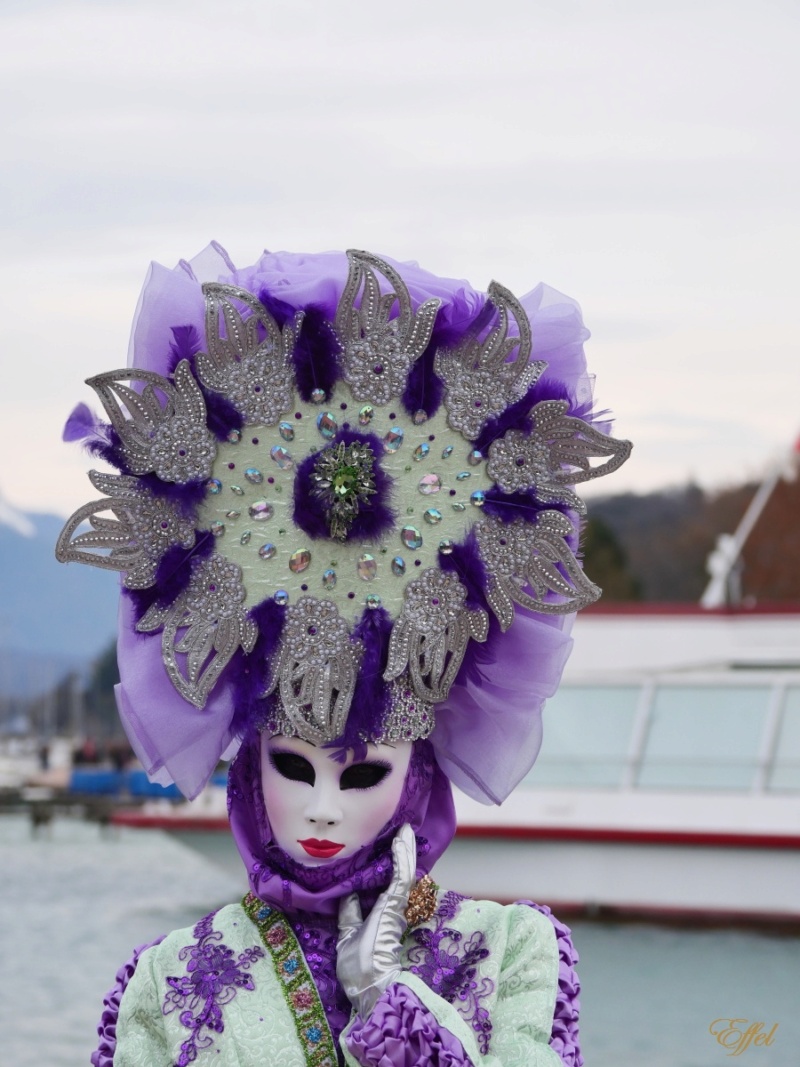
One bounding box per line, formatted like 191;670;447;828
56;244;631;801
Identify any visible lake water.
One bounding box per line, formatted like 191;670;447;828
1;814;797;1066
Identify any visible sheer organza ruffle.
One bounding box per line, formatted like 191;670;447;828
346;982;474;1067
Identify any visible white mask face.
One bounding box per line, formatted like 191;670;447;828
260;734;413;867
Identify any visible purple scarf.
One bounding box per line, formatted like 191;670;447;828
227;736;456;918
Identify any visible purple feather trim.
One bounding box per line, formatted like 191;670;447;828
401;322;456;418
62;402;111;446
473;379;577;456
438;529;488;610
256;287;297;329
229;598;287;738
166;325;202;375
124;530;215;619
291;304;341;403
198;386;244;442
482;488;549;524
337;606;395;747
166;324;243;441
292;429;395;543
136;474;208;517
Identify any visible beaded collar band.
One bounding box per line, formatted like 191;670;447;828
56;246;630;793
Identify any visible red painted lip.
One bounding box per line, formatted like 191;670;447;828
298;838;345;859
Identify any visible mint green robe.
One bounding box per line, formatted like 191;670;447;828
114;891;563;1067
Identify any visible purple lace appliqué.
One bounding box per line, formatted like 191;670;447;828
405;891;494;1055
162;910;264;1067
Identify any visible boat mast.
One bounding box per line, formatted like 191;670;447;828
701;436;800;609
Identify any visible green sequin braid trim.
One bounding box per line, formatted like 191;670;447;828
243;893;338;1067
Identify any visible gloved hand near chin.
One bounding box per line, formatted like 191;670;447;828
336;823;416;1019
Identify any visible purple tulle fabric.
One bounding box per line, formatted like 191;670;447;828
91;935;165;1067
227;735;456;918
113;243;591;801
346;983;474;1067
524;903;583;1067
431;605;573;804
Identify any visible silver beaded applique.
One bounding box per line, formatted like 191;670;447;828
475;513;600;629
88;361;216;482
137;553;258;708
335;250;441;406
486;400;633;513
268;597;359;744
195;284;301;425
55;471;196;589
435;282;547;440
384;568;489;701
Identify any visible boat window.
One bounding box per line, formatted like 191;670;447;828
637;685;770;790
526;686;640;788
768;687;800;791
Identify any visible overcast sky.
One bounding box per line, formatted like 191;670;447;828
1;0;798;519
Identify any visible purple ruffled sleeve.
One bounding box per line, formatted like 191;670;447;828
522;903;583;1067
90;936;165;1067
345;982;474;1067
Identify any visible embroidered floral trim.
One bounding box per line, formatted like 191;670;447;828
162;910;264;1067
404;890;494;1055
243;892;338;1067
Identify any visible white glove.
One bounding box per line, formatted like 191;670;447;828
336;823;416;1019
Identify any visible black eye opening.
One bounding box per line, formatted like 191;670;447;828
339;761;392;791
270;750;315;786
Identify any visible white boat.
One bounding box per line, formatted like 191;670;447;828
113;603;800;926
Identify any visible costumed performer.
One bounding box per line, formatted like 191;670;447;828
56;244;632;1066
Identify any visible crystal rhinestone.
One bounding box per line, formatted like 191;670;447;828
451;502;466;512
270;446;293;470
227;429;242;443
441;446;453;459
279;421;295;441
357;554;377;581
471;490;486;507
316;412;338;439
412;410;428;425
289;549;312;573
240;530;252;545
259;543;276;560
384;427;404;453
413;443;430;461
423;509;442;525
438;539;454;554
456;471;471;481
206;478;222;494
230;485;244;495
391;556;406;576
401;526;423;550
225;510;240;519
322;569;337;590
245;467;263;484
310;388;326;404
274;589;289;605
358;405;374;425
365;594;382;609
418;473;441;495
468;449;484;466
249;500;274;521
210;521;225;537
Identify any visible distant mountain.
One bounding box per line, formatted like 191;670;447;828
0;504;117;692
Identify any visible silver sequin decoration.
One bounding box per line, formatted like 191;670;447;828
335;251;441;406
435;283;546;440
384;568;488;702
195;284;299;426
268;597;359;744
